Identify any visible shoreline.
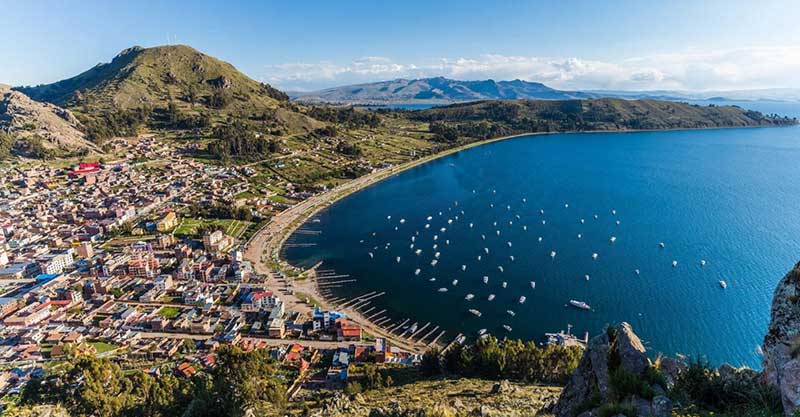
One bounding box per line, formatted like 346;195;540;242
243;123;794;352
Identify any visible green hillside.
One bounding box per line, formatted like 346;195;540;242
16;45;321;137
410;98;797;141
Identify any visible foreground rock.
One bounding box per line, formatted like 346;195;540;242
553;322;672;417
763;260;800;415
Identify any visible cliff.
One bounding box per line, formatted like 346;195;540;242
763;261;800;415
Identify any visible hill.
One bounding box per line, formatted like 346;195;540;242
407;98;797;141
16;45;321;137
0;85;99;158
291;77;593;104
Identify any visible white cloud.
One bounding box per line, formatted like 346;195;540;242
263;45;800;92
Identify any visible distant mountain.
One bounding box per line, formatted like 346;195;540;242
292;77;800;105
16;45;321;134
291;77;594;104
0;85;99;158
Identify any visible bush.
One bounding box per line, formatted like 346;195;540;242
597;403;636;417
345;381;363;395
610;368;655;401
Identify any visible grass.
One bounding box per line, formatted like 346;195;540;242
174;217;253;238
89;341;119;354
294;291;321;307
157;306;181;319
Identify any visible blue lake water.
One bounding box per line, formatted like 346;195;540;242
286;104;800;368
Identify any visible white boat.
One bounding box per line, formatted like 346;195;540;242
438;287;448;292
509;255;515;261
447;219;453;224
522;198;527;203
410;244;414;249
435;252;441;258
477;255;482;261
610;236;617;243
446;240;449;245
550;251;557;258
498;266;504;273
469;223;474;228
542;220;546;225
616;220;621;225
484;248;490;254
433;235;438;241
433;244;438;250
506;310;516;316
469;309;482;317
387;215;392;220
414;268;421;276
585;274;590;281
503;325;513;332
592;253;598;260
465;294;474;301
427;216;433;221
519;296;526;304
569;300;591;310
461;265;467;271
429;278;436;282
431;260;438;267
400;218;406;224
396;256;401;263
440;227;446;233
368;252;374;259
488;294;495;301
507;241;512;247
577;233;582;239
481;234;486;240
507;205;511;210
478;328;487;335
415;249;422;255
502;281;508;288
580;218;585;224
496;230;501;236
659;242;665;248
719;280;728;289
483;276;489;284
564;203;569;208
538;237;543;242
635;269;640;275
530;281;536;289
452;279;459;286
593;214;598;219
612;209;617;215
540;209;545;215
523;225;527;231
700;260;707;267
672;260;678;267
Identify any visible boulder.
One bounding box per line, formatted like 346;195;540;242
658;356;686;389
651;395;673;417
552;331;610;417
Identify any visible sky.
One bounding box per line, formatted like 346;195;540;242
2;0;800;92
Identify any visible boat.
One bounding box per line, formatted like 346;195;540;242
569;300;591;310
542;220;547;225
523;225;527;231
469;309;482;317
659;242;665;248
610;236;616;243
387;215;392;220
477;255;482;261
440;227;446;233
400;218;406;224
522;198;527;203
719;280;728;289
435;252;441;258
429;278;436;282
612;209;617;215
672;260;678;267
503;325;513;332
593;214;598;219
700;260;707;267
635;269;640;275
498;266;504;273
550;251;556;258
446;240;449;245
519;296;526;304
430;260;438;266
410;244;414;249
530;281;536;289
396;256;401;263
478;328;487;335
507;241;512;247
540;209;545;215
483;276;489;284
461;264;467;271
452;279;459;286
580;218;585;224
509;255;515;261
447;219;453;224
409;323;418;333
481;234;486;240
592;253;598;260
427;216;432;221
433;235;438;241
415;249;422;255
506;310;516;316
433;244;438;250
616;220;621;225
438;287;448;292
484;248;490;254
414;268;421;275
368;252;374;259
488;294;495;301
565;203;569;208
577;233;582;239
585;274;590;281
538;237;543;242
469;223;474;228
502;281;508;288
496;230;501;236
465;294;475;301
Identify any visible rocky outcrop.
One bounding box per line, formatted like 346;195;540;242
0;85;98;156
553;322;672;417
763;261;800;415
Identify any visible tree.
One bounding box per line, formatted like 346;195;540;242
420;348;442;376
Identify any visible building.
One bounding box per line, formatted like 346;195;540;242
36;251;74;275
156;212;178;232
75;242;94;259
240;291;280;313
267;318;286;339
337;320;362;342
154;274;173;291
203;230;233;253
128;254;160;278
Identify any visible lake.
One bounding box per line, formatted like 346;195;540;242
285;104;800;368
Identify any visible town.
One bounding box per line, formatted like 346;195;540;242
0;136;421;400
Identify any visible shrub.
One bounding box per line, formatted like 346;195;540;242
610;368;655;401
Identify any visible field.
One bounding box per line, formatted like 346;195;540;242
157;306;182;319
174;218;252;239
88;341;119;354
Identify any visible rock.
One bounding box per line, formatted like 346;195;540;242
651;395;673;417
718;363;736;380
209;75;233;89
490;379;511;394
627;395;651;416
615;322;650;375
658;356;686;389
552;331;610;417
762;261;800;415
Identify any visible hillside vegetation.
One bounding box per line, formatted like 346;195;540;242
410;98;797;141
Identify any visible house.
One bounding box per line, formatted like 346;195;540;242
156;212;178;232
267;318;285;339
337;320;362;342
240;290;280;313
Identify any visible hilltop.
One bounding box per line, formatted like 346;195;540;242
0;85;99;158
291;77;593;105
16;45;321;136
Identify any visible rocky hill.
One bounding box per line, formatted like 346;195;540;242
762;261;800;415
0;85;99;158
16;45;321;134
292;77;593;105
